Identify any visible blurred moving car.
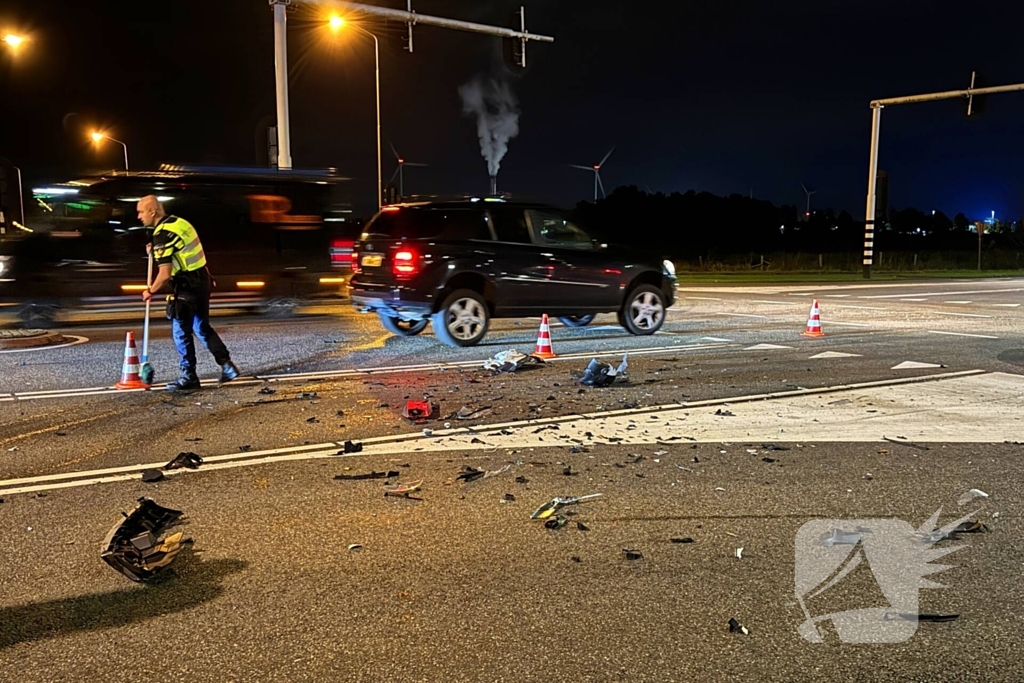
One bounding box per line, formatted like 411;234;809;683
349;199;676;346
0;165;359;326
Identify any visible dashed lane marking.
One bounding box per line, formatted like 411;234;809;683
900;298;927;302
715;312;769;319
928;330;1000;339
933;311;993;318
820;320;872;327
944;301;972;304
835;305;888;311
751;300;796;305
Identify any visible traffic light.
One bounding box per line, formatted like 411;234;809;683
503;8;527;70
967;71;986;117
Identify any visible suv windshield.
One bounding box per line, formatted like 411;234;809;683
365;208;491;241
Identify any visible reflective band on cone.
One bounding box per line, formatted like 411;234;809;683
115;331;151;389
802;300;825;338
534;313;557;359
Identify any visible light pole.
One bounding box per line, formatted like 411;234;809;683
330;17;382;211
270;0;293;169
92;132;129;171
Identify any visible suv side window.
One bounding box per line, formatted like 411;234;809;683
526;210;593;249
435;209;491;241
489;208;532;244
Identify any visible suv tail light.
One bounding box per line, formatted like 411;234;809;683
392;248;421;279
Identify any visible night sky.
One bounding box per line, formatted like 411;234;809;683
3;0;1023;219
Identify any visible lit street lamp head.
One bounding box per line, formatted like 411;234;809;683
91;132;105;143
2;33;25;51
329;15;344;32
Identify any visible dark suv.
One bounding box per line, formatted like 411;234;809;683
348;200;676;347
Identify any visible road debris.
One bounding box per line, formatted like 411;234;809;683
100;498;191;582
384;480;423;499
348;544;363;552
821;529;862;547
258;387;276;395
885;612;959;623
715;409;734;417
164;452;203;470
919;520;989;543
456;466;485;483
578;354;628;387
298;391;318;399
728;618;750;635
530;493;602;520
562;466;577;476
883;436;930;450
503;493;516;502
735;547;744;560
958;489;990;506
483;349;544;373
515;475;529;484
334;470;399;481
670;537;694;544
403;400;437;422
762;444;790;451
337;441;363;454
762;457;777;463
238;445;252;452
452;405;492;420
544;516;568;529
141;469;165;483
623;548;643;560
576;521;590;531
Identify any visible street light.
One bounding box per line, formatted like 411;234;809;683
2;34;25;52
329;16;382;211
91;132;129;171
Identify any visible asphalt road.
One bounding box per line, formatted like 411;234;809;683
1;278;1022;682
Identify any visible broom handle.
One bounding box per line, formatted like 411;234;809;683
142;246;153;362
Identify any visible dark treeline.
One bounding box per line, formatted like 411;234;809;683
571;185;1024;260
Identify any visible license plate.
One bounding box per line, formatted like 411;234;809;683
361;254;383;267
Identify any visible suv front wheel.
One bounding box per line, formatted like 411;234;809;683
620;284;666;335
431;289;489;347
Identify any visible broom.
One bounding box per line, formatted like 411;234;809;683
139;246;156;385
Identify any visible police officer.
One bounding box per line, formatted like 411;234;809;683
138;195;240;393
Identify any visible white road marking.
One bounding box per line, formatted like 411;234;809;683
928;330;1000;339
835;305;888;311
932;311;993;318
900;298;927;302
892;361;944;370
992;303;1021;308
944;301;972;304
820;320;872;327
744;344;793;350
809;351;862;359
715;312;769;319
0;335;89;354
686;296;723;301
823;294;850;298
751;300;795;305
861;287;1024;299
700;336;734;342
0;369;990;497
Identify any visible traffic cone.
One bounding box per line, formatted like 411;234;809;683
533;313;557;359
802;300;825;337
115;331;151;389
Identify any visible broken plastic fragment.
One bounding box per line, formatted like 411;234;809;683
623;548;643;560
578;353;629;387
544;516;568;530
576;521;590;531
141;469;164;483
456;466;485;483
821;529;862;547
670;537;694;544
530;493;603;519
402;400;437;422
100;498;190;582
298;391;318;399
164;452;203;470
482;349;544;373
347;544;363;552
503;493;516;502
384;480;423;498
728;618;750;635
715;409;735;416
735;547;744;559
957;489;990;506
338;441;363;454
258;386;276;395
884;612;959;623
454;405;492;420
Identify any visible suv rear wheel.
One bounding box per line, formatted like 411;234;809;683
620;285;665;335
431;289;489;347
378;312;428;337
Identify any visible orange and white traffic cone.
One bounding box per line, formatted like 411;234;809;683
115;331;151;389
802;300;825;337
533;313;557;359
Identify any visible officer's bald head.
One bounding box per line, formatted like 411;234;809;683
137;195;165;228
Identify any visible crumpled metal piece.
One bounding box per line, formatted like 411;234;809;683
578;353;628;387
482;349;544;373
164;452;203;470
530;493;603;520
100;498;191;583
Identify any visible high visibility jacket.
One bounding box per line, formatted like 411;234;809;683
152;216;207;275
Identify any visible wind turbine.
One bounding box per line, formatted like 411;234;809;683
570;147;614;201
801;182;818;220
388;141;428;198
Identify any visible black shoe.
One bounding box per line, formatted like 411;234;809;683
218;360;240;384
167;371;200;393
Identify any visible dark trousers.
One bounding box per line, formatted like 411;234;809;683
170;269;230;373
